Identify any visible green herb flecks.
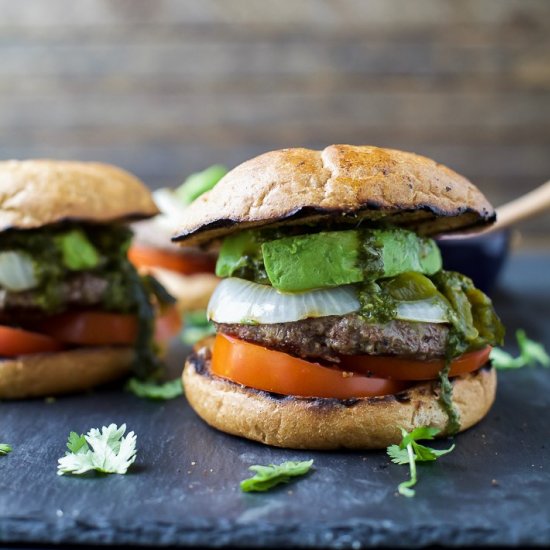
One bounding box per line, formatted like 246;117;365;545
0;224;132;313
357;280;396;323
240;460;314;492
491;329;549;370
126;377;183;400
387;427;455;497
57;424;137;476
0;443;12;455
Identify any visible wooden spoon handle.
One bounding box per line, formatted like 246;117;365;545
440;179;550;240
491;180;550;232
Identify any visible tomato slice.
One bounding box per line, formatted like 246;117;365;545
155;305;183;344
0;325;64;356
211;333;409;398
339;346;492;381
37;311;138;346
128;245;216;275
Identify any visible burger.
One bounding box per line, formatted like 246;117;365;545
174;145;504;449
0;160;172;399
130;165;226;314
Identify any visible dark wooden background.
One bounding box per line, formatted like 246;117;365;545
0;0;548;247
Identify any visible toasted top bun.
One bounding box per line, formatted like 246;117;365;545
0;346;134;399
183;343;497;450
173;145;495;246
0;160;158;232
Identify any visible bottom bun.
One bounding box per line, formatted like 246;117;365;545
0;347;134;399
183;344;497;450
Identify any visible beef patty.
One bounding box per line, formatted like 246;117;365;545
216;314;449;362
0;273;108;324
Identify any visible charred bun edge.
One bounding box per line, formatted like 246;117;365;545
173;202;495;244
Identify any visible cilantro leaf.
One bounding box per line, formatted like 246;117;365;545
0;444;12;455
240;460;314;492
66;432;88;454
387;427;455;497
57;423;137;476
491;329;549;370
400;426;439;447
490;347;520;369
126;377;183;400
517;330;549;367
412;442;455;462
387;444;409;465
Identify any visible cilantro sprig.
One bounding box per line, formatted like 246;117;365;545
0;444;12;455
491;329;549;370
57;424;137;476
126;377;183;400
240;460;314;492
387;427;455;497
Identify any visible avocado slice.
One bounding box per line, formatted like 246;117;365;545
262;228;442;292
375;229;441;279
262;230;364;293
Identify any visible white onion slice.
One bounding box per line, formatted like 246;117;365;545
208;278;360;324
0;251;38;292
208;277;451;325
395;298;449;324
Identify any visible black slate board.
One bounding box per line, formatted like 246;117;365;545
1;253;550;548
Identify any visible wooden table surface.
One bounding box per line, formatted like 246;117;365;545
0;0;549;248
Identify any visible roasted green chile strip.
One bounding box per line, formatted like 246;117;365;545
432;271;504;356
358;271;504;353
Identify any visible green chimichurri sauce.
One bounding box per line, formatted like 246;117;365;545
357;280;396;323
438;357;461;435
430;272;503;434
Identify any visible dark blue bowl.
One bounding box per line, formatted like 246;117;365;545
437;230;510;296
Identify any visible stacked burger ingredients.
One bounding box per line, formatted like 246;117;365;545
0;160;172;399
175;145;504;449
